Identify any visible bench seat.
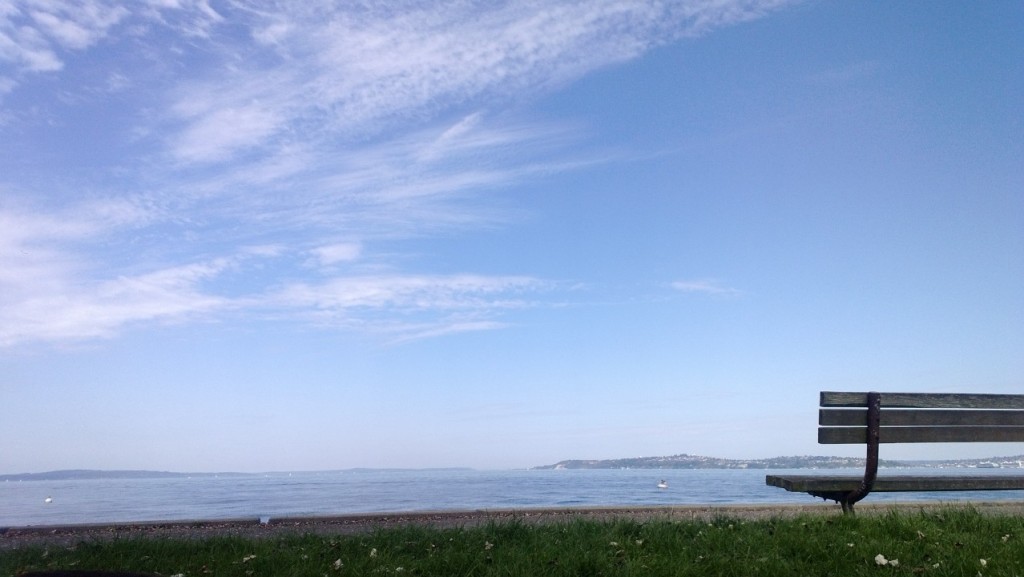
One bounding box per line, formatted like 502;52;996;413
766;474;1024;494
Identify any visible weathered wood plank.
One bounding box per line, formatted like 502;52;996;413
819;409;1024;427
818;426;1024;444
820;392;1024;410
766;474;1024;493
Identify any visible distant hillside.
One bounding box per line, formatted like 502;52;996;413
532;453;1024;470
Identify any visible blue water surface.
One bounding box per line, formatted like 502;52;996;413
3;468;1022;527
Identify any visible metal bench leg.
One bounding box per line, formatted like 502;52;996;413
840;392;881;514
840;498;855;515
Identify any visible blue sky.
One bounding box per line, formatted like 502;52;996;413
1;1;1021;474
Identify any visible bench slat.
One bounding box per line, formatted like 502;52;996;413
766;474;1024;493
821;392;1024;410
818;426;1024;444
819;409;1024;427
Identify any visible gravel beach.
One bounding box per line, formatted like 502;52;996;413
4;501;1023;551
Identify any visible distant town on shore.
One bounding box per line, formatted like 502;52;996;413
5;454;1024;481
531;453;1024;470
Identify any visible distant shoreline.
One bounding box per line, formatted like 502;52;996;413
5;502;1024;550
0;468;475;482
5;457;1024;481
533;453;1024;470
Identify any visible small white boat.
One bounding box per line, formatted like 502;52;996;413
657;480;668;489
44;496;52;503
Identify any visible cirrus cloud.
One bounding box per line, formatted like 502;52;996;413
0;0;793;348
672;279;742;296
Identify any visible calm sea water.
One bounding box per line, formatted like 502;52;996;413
3;468;1023;527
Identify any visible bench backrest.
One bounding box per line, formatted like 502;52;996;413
818;392;1024;444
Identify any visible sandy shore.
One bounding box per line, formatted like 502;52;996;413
3;501;1022;550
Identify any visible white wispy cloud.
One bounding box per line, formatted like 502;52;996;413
0;260;232;347
0;0;127;73
0;198;228;346
157;0;796;165
0;1;792;347
308;243;362;267
0;0;221;89
388;320;510;343
161;113;581;242
269;273;548;342
0;113;571;347
28;3;126;50
671;279;742;296
170;101;285;164
276;274;545;313
0;262;234;348
0;189;554;346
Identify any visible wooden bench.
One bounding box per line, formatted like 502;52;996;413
766;391;1024;513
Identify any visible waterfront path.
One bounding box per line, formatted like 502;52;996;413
4;501;1024;550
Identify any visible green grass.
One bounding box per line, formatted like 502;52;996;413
3;508;1024;576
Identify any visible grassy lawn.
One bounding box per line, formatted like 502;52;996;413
3;508;1023;576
